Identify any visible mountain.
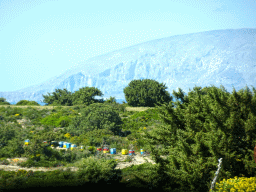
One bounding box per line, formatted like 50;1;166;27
1;28;256;106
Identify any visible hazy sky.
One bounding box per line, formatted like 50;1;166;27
1;0;255;92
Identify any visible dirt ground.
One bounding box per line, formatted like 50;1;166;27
0;151;168;173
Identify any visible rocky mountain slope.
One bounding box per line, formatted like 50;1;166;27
1;28;255;105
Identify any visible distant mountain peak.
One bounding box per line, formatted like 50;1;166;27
1;28;256;105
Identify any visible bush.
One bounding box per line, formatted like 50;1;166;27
16;100;40;106
17;158;36;168
39;110;76;128
2;106;23;117
74;156;120;184
22;107;41;120
212;176;256;191
0;97;11;105
66;103;123;136
0;159;10;165
130;108;160;122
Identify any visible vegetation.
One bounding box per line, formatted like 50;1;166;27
135;84;256;191
123;79;173;107
212;176;256;191
0;97;11;105
16;100;40;106
0;79;256;191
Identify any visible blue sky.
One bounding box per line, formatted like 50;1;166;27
1;0;255;94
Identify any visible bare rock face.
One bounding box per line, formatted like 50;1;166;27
1;28;256;105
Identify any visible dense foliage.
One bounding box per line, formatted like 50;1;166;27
213;175;256;191
123;79;173;107
64;102;124;138
16;100;40;106
138;84;256;191
0;97;11;105
41;88;73;106
71;87;105;105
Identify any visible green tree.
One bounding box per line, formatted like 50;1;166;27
41;88;73;106
123;79;173;107
103;96;117;104
134;84;256;192
0;97;11;105
0;123;26;158
16;100;40;106
71;87;105;106
0;124;16;150
65;103;123;137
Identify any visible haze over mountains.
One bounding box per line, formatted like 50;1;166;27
1;28;256;106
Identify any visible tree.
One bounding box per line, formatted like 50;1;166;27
41;88;73;106
0;124;16;151
134;84;256;191
0;97;11;105
103;96;117;104
65;102;124;137
123;79;173;107
16;100;40;106
71;87;105;106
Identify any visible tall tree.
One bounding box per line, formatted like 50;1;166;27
133;84;256;192
71;87;105;106
123;79;173;107
41;88;73;106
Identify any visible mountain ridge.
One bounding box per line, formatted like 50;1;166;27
1;28;256;105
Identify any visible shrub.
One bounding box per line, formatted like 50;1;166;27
74;156;120;184
17;158;36;168
16;100;40;106
212;176;256;191
130;109;160;122
66;103;123;136
39;110;75;128
0;159;10;165
0;97;11;105
22;107;41;120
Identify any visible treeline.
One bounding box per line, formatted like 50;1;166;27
0;79;173;108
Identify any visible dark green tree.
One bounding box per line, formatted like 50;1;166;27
65;102;124;137
0;123;26;158
71;87;105;106
133;84;256;192
0;124;16;152
41;88;73;106
123;79;173;107
16;100;40;106
0;97;11;105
